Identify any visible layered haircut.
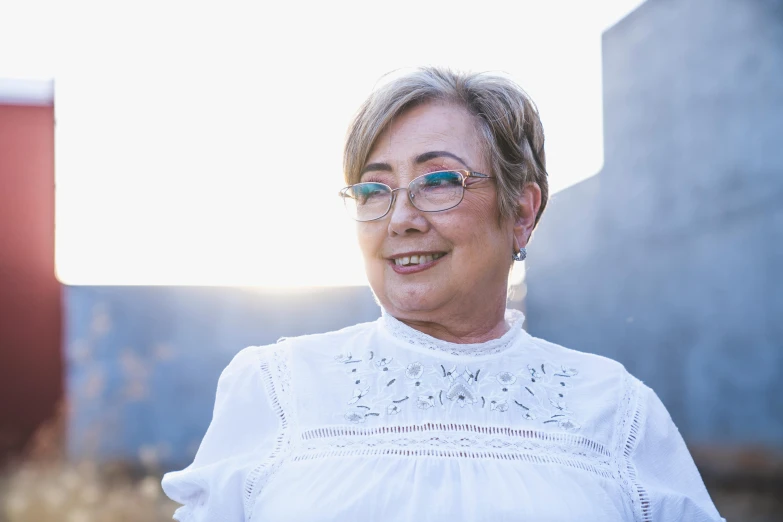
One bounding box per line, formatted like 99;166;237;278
344;67;549;228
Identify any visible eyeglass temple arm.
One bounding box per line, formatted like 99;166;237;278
463;171;492;186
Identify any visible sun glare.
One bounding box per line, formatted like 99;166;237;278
1;0;644;287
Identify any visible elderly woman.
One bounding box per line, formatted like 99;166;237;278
162;68;724;521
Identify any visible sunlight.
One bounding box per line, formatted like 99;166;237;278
0;0;645;287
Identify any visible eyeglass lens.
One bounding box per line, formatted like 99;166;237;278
343;171;465;221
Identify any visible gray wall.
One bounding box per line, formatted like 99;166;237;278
527;0;783;448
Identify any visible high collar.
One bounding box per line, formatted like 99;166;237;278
379;308;527;357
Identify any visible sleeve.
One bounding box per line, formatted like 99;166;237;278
629;384;726;522
161;346;281;522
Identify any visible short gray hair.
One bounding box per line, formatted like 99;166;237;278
343;67;549;227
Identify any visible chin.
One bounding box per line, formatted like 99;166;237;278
383;286;443;316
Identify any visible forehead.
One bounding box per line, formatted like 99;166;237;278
366;102;485;166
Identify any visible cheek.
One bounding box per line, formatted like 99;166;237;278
458;193;502;231
356;223;386;266
460;188;498;218
446;195;510;259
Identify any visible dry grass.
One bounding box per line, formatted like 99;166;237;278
2;460;178;522
0;403;178;522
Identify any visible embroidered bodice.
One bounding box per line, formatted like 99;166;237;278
162;311;725;522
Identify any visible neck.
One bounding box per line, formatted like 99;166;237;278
389;299;510;344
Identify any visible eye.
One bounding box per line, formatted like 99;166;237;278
424;177;448;187
353;183;389;204
421;171;461;188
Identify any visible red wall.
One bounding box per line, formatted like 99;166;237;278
0;102;62;462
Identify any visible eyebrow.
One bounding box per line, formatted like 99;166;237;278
360;150;472;175
415;150;471;169
360;162;392;175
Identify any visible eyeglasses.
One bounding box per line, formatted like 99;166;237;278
339;170;494;222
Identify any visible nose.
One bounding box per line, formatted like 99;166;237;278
387;187;429;236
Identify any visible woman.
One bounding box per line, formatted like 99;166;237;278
162;67;725;521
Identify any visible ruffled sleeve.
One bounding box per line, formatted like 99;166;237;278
161;346;281;521
629;383;725;522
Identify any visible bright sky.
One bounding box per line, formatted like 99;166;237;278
0;0;643;287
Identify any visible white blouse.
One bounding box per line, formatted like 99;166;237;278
162;309;725;522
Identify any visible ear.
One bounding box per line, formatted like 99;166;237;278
513;182;542;250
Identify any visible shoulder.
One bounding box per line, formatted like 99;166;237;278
210;345;274;407
272;319;380;355
521;332;649;442
524;331;649;407
224;344;267;370
523;331;633;381
222;320;378;371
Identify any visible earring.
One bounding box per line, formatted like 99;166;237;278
512;247;527;262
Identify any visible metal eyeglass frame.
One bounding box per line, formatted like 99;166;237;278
338;169;494;222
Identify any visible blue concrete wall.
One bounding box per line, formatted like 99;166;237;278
526;0;783;448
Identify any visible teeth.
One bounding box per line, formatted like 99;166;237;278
394;253;445;266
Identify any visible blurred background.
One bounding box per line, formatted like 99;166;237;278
1;0;781;520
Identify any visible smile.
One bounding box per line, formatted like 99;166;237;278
388;252;447;274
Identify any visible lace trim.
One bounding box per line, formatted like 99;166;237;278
293;448;614;478
613;374;651;522
243;345;294;520
380;308;527;357
627;403;651;521
302;424;608;455
296;424;613;478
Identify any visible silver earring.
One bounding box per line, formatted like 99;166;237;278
512;247;527;262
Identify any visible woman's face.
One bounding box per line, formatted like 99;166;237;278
357;101;516;322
